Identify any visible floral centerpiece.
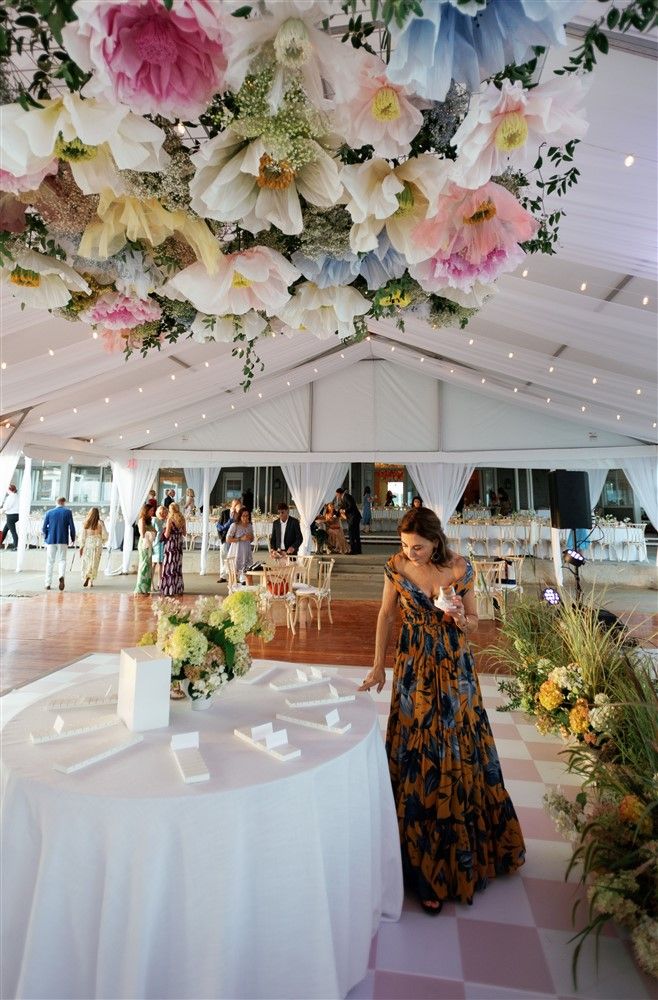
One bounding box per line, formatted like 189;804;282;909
139;590;275;701
494;596;658;980
1;0;653;388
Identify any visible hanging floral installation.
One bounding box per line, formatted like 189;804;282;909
0;0;654;387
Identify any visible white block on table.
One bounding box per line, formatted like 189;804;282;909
269;668;330;691
276;712;352;735
47;694;118;711
53;733;144;773
284;684;356;709
30;714;120;744
236;664;278;685
234;726;301;761
171;731;209;783
117;645;172;732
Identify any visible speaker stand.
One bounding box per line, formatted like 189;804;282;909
568;528;584;603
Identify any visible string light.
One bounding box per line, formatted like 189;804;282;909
549;365;555;373
449;368;454;373
481;377;486;383
340;353;344;359
104;397;109;403
580;282;587;292
5;421;11;428
39;415;44;421
0;361;6;370
468;338;474;345
546;398;551;404
365;335;371;341
581;405;587;412
642;296;649;306
138;387;143;393
616;414;621;420
420;356;424;362
636;388;642;395
286;381;290;386
48;348;54;356
390;345;395;352
508;352;514;358
258;392;262;398
202;413;206;419
592;377;598;384
145;429;150;435
624;154;635;167
119;435;123;440
92;331;98;339
653;422;657;429
89;437;94;443
204;361;210;367
73;407;78;413
170;374;176;380
313;367;318;373
174;121;186;136
174;422;178;428
230;404;235;410
513;387;518;393
522;269;528;277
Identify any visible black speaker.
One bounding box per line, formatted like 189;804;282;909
548;470;591;529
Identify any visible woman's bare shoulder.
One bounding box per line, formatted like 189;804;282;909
449;553;468;577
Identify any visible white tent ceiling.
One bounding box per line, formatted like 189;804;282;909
1;9;657;467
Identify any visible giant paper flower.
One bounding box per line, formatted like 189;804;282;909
0;94;167;197
0;159;58;195
341;155;451;256
451;76;589;189
1;250;90;310
224;2;360;112
164;247;300;317
79;192;220;273
387;0;584;101
410;180;537;292
190;311;269;345
333;53;424;159
80;291;162;330
190;131;342;236
61;0;229;121
276;281;369;340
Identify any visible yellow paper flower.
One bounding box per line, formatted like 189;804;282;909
568;698;590;735
618;795;645;825
538;680;563;711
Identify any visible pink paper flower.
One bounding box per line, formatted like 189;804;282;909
62;0;230;121
333;54;424;160
410;180;537;291
81;291;162;330
0;159;58;195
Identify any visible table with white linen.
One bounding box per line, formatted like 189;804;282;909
444;520;648;562
1;657;402;1000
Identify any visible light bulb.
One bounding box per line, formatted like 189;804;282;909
624;154;635;167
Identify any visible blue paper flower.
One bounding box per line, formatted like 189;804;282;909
387;0;583;102
290;251;359;288
358;234;408;291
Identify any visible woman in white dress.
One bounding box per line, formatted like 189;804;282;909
79;507;108;587
226;507;254;582
183;488;196;517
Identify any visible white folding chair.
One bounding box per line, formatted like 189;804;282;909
294;558;335;631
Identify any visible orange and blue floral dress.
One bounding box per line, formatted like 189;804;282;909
384;556;525;904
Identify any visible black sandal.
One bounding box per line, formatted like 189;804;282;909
420;899;443;916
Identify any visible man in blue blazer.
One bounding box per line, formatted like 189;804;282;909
42;497;76;590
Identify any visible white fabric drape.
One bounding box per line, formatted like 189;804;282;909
622;458;658;560
281;462;349;555
199;466;221;575
104;478;122;576
111;459;160;573
587;469;609;509
407;462;475;525
0;448;21;501
183;468;204;505
14;456;32;573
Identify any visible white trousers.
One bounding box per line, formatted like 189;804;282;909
45;544;68;586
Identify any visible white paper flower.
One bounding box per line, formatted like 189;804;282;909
1;250;90;309
451;76;589;190
276;281;369;340
190;310;269;344
190;131;342;236
224;3;361;111
341;155;451;256
1;94;168;196
164;247;300;317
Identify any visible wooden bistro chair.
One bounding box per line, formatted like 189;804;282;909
294;557;335;632
262;562;297;636
471;559;504;621
225;557;263;596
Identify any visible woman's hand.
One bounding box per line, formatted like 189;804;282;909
359;665;386;693
442;595;467;630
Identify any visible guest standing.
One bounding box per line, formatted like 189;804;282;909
160;503;186;596
217;499;241;582
362;487;373;534
145;490;158;516
1;483;20;550
270;502;303;556
384;490;395;507
412;496;423;509
359;507;525;912
183;488;196;516
42;497;76;591
336;487;362;555
151;504;167;591
226;507;254;583
79;507;108;587
134;504;155;595
318;502;348;554
163;489;175;509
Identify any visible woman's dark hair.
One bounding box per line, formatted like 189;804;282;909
84;507;100;530
237;506;251;521
412;496;423;507
138;504;152;526
398;507;451;566
364;486;371;495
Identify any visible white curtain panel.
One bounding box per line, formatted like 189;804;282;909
200;466;221;575
587;468;609;509
407;463;475;525
111;459;160;573
622;457;658;534
0;447;21;500
14;456;32;573
183;468;204;503
281;462;349;555
104;478;123;576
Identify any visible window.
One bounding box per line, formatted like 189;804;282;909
32;463;62;507
223;474;243;500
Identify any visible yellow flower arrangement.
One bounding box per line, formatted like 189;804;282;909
568;698;590;735
538;679;563;711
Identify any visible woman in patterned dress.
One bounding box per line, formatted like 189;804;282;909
160;503;186;596
360;507;525;913
133;504;155;595
226;506;254;583
79;507;108;587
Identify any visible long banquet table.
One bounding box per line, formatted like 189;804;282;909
1;655;402;1000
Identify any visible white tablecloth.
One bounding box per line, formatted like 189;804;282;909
444;522;648;562
1;659;402;1000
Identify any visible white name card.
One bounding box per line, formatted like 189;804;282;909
325;709;340;728
328;683;338;699
171;732;209;783
171;731;199;750
53;715;65;735
295;668;308;682
265;728;288;749
251;722;274;740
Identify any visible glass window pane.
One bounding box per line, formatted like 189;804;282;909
531;470;550;512
70;466;102;507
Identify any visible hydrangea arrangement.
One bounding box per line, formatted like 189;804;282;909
2;0;650;387
139;590;274;700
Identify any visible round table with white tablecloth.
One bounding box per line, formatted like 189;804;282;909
1;658;402;1000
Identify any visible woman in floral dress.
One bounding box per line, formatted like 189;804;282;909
134;503;155;595
360;507;525;913
79;507;108;587
160;503;186;596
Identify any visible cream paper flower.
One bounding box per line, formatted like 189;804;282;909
164;247;300;317
341;154;451;257
190;131;342;236
1;250;90;310
276;281;369;340
451;76;589;190
1;93;168;196
190;310;269;344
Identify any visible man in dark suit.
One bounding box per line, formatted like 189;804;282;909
42;497;76;590
270;503;303;556
335;487;362;555
163;489;175;508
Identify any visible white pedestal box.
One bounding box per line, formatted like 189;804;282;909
117;646;172;732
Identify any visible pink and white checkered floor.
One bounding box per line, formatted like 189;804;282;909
2;658;656;1000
